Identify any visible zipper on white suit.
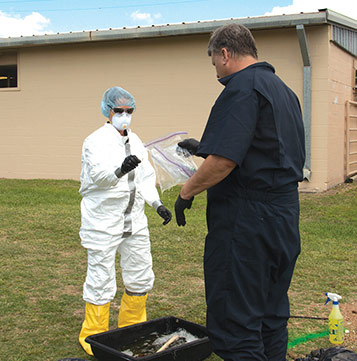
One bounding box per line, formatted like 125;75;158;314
123;138;136;238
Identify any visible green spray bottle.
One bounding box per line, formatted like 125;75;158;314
325;292;344;344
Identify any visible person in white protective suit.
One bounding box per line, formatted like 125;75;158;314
78;86;172;356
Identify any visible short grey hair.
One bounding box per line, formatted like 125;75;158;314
208;24;258;59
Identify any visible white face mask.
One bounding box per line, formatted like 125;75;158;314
111;112;132;131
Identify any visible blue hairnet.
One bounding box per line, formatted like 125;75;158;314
101;86;136;118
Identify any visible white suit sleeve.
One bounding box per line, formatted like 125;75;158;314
82;137;120;188
136;145;161;209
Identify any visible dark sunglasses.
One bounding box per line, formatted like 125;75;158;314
112;107;134;114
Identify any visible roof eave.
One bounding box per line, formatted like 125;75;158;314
0;9;355;50
324;8;357;30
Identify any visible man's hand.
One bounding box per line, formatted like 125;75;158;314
156;205;172;225
177;138;200;156
174;194;194;226
121;155;141;174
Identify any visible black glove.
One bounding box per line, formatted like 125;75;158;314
120;155;141;175
177;138;200;156
156;205;172;225
174;194;194;226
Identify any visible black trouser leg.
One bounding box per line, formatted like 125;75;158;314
204;195;300;361
262;256;298;361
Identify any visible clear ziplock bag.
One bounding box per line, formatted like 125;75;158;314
145;131;198;193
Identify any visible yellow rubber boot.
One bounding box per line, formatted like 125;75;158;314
79;302;110;356
118;291;148;328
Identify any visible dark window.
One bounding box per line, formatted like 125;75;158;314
0;64;17;88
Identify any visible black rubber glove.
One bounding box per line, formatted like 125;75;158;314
174;194;194;226
156;205;172;225
120;155;141;174
177;138;200;156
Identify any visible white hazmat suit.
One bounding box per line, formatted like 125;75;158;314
78;86;171;356
79;123;161;302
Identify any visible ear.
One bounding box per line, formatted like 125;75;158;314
109;109;114;121
221;48;230;64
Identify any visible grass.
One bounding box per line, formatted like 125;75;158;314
0;179;356;361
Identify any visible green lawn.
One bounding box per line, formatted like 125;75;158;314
0;179;356;361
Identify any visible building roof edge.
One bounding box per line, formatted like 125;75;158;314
0;9;355;50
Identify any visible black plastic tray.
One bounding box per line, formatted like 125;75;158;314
86;316;212;361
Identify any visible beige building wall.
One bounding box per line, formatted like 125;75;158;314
297;26;356;192
1;24;354;192
0;29;304;181
327;42;356;188
254;28;304;98
0;35;220;179
299;26;330;192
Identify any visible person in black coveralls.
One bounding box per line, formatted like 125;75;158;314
175;24;305;361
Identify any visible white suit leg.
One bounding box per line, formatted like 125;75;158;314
118;231;155;294
83;244;119;305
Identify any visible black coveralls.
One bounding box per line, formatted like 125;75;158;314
197;62;305;361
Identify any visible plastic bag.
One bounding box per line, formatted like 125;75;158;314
295;347;357;361
145;131;198;193
320;347;357;361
